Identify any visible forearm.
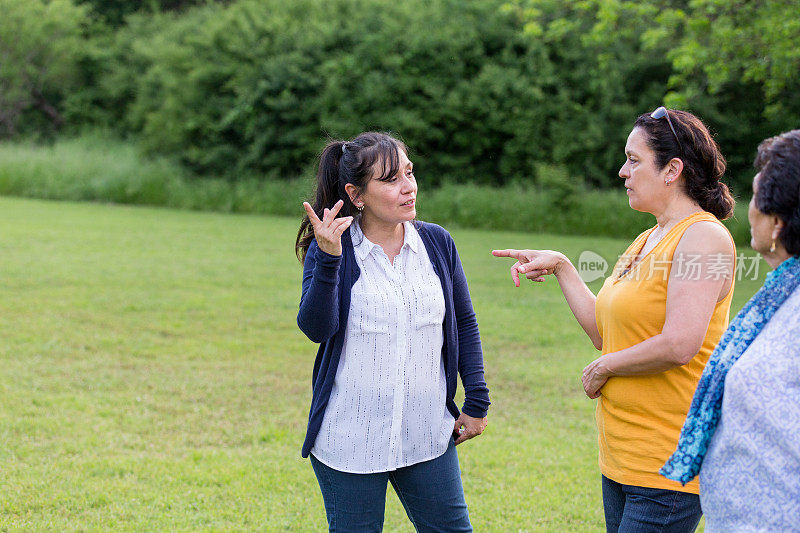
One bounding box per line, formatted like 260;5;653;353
298;281;340;342
554;258;602;349
454;312;490;417
297;247;341;342
452;253;490;417
597;334;692;377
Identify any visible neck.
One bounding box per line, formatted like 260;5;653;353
360;216;405;250
652;195;703;230
765;249;792;270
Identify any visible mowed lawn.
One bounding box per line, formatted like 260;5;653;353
0;197;765;531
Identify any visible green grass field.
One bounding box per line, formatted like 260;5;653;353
0;197;765;531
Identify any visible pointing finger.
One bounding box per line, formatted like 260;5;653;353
492;249;519;258
303;202;321;225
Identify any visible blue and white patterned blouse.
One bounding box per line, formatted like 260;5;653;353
700;285;800;532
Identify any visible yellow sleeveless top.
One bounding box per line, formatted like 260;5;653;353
594;211;734;494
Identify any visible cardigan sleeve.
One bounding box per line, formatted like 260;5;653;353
448;233;491;418
297;240;342;343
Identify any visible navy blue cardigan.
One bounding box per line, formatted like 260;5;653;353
297;222;490;458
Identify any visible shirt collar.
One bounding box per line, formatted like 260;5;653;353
352;220;419;261
403;221;420;254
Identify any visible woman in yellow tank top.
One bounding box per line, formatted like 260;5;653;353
494;109;736;532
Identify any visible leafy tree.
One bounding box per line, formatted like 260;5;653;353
660;0;800;190
9;0;797;191
512;0;800;192
77;0;230;26
0;0;89;136
114;0;563;184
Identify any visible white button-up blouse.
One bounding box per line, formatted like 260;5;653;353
310;221;453;473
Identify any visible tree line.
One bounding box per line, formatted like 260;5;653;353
2;0;798;194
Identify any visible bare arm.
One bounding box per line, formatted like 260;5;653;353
581;222;735;397
492;249;602;349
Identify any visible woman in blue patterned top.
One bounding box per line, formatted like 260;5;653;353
662;129;800;531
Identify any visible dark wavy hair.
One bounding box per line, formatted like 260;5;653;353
634;109;734;220
753;129;800;256
295;132;407;262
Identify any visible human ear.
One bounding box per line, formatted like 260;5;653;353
667;157;684;181
344;183;361;205
772;216;785;240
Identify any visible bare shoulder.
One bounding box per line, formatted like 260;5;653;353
676;220;735;255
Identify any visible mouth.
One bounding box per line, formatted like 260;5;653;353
401;199;415;207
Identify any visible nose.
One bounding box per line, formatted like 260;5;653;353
619;161;629;179
401;174;416;193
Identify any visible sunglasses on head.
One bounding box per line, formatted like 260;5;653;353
651;106;684;155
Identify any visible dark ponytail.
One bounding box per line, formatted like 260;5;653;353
634;109;735;220
295;132;407;262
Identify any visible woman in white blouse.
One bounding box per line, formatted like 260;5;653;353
295;132;490;532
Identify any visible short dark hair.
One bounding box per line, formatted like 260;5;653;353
754;129;800;256
634;109;734;220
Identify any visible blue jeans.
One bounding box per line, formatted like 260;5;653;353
602;475;702;533
310;438;471;532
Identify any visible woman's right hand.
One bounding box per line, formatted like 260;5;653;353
303;200;353;257
491;249;568;287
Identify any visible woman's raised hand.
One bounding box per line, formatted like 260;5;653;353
303;200;354;257
491;249;567;287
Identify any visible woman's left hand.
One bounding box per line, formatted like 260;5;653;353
581;357;612;399
453;413;488;445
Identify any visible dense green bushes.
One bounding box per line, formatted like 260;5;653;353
0;0;89;137
95;0;561;186
2;0;798;198
0;0;800;194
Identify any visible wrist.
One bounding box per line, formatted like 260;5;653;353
597;355;616;377
553;253;571;277
317;242;342;257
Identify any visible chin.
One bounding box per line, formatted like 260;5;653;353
627;198;645;212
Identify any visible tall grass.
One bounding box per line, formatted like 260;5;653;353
0;134;309;216
0;134;752;243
